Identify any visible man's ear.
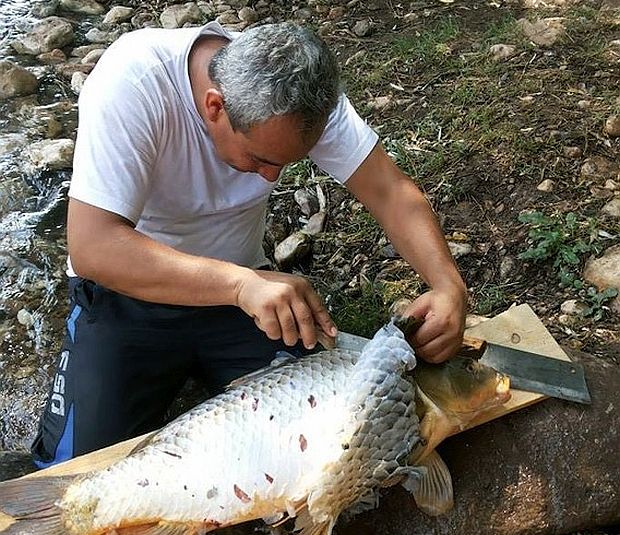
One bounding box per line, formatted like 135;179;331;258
204;89;225;122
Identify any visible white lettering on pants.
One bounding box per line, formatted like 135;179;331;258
50;350;69;417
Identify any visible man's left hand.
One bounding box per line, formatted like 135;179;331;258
400;287;467;363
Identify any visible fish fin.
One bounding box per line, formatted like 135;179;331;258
294;506;336;535
0;475;74;535
409;450;454;516
114;522;208;534
1;514;64;535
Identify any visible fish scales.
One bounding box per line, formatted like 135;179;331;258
56;322;419;534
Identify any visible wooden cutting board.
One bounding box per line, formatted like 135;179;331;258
0;303;570;530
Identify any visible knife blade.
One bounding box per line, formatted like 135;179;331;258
479;342;591;404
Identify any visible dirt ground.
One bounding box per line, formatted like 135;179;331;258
266;0;620;364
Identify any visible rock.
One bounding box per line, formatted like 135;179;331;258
59;0;104;15
160;3;204;29
489;43;517;61
0;61;39;100
601;197;620;217
81;48;105;64
303;212;326;236
294;189;318;217
274;231;312;270
367;95;392;111
216;11;242;25
37;48;67;64
31;0;59;18
103;6;134;25
12;17;74;56
580;156;619;181
85;27;120;44
447;241;472;258
353;19;373;37
604;114;620;137
27;138;75;170
517;17;565;47
536;178;554;192
338;351;620;534
560;299;588;315
71;71;88;94
563;146;582;159
499;256;515;279
238;7;258;23
605;179;618;190
328;6;346;19
16;309;34;328
0;133;28;157
293;7;313;21
55;62;94;79
131;12;158;29
0;451;35;482
584;245;620;303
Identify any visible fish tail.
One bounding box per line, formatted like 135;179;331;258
0;475;73;534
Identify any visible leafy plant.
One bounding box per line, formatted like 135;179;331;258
581;286;618;321
518;211;597;285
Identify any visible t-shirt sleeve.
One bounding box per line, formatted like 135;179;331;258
308;94;379;184
69;51;160;224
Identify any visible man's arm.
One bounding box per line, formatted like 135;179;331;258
68;199;336;349
345;143;467;363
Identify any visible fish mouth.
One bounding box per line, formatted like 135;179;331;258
495;373;511;404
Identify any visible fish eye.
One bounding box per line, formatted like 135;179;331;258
466;360;477;373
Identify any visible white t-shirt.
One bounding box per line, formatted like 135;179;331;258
68;22;378;274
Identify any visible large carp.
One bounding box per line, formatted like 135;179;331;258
0;318;510;535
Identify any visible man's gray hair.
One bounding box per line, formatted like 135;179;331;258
209;23;342;134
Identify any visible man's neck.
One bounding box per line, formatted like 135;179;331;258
188;36;229;123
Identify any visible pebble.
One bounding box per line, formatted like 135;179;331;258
604;115;620;137
353;19;373;37
16;309;34;328
537;179;555;192
563;146;582;159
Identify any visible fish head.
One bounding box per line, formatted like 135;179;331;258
414;356;511;419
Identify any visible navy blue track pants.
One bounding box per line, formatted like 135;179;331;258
31;277;302;468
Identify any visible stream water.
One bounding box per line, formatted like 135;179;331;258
0;0;76;451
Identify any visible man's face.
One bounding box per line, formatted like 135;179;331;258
208;110;322;183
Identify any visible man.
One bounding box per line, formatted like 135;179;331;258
32;22;467;467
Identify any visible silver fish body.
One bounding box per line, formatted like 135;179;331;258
59;322;420;534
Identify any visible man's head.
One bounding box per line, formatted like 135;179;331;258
204;23;342;181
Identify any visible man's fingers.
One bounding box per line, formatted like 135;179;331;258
304;288;337;337
415;336;454;364
291;301;318;349
276;307;300;347
254;311;282;341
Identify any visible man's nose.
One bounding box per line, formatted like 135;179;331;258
258;165;283;182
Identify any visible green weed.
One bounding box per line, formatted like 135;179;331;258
392;17;460;65
581;286;619;321
518;211;599;286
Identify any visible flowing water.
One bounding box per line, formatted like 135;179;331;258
0;0;77;452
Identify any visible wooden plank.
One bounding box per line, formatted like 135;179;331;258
0;303;568;531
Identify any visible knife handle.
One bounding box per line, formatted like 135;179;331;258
460;335;488;359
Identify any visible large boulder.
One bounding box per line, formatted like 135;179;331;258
0;61;39;100
11;17;74;55
337;350;619;534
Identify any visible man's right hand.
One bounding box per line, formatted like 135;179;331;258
234;269;337;350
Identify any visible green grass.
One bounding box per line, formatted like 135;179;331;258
392;17;460;65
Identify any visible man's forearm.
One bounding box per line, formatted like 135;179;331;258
68;199;249;306
379;180;466;295
73;227;249;306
